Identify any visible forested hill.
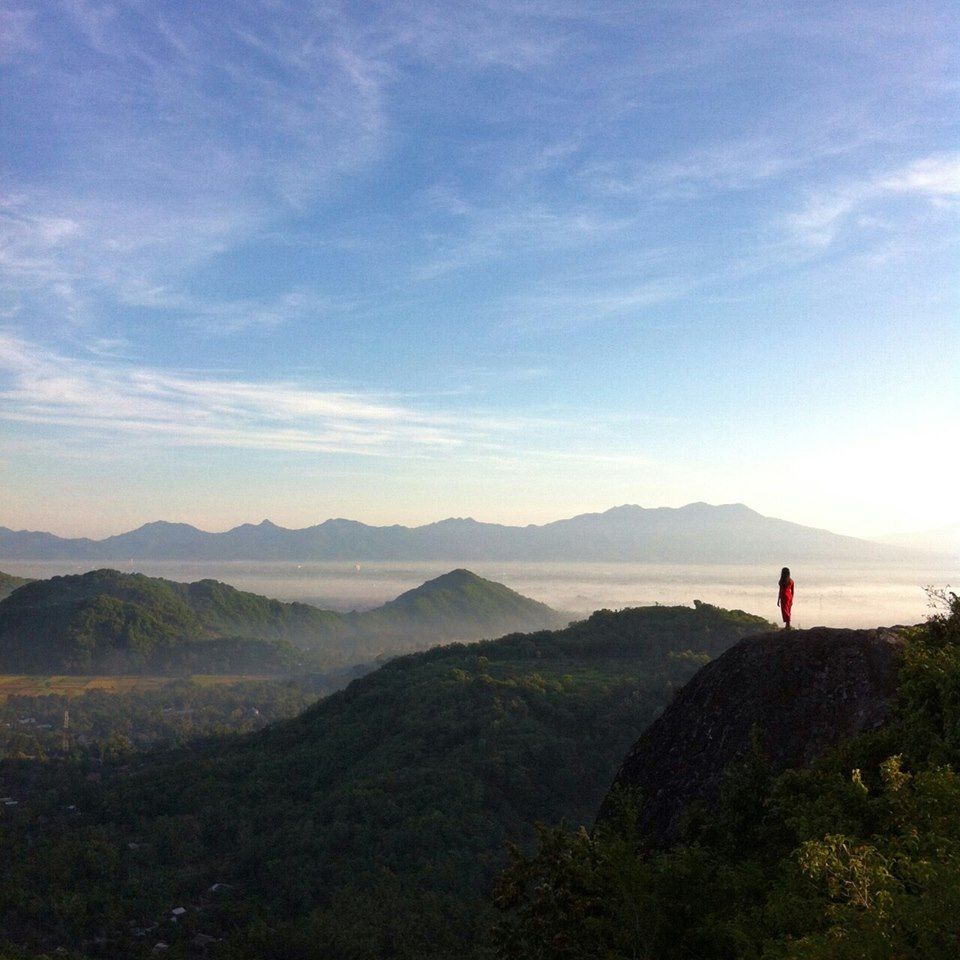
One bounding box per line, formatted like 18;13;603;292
0;567;565;674
0;569;343;674
0;570;32;601
0;601;770;958
346;567;566;643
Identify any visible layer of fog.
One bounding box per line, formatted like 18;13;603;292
4;560;955;629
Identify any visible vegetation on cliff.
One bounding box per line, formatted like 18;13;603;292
494;590;960;959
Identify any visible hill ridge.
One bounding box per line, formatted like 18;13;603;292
0;568;33;601
0;566;564;674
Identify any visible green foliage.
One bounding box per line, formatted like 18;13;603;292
0;602;770;958
493;593;960;960
0;569;353;675
0;568;566;676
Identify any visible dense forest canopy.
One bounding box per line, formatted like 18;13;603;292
0;601;769;958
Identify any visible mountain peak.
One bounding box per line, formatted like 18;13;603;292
234;519;279;530
366;567;566;637
677;501;756;514
393;568;488;597
133;520;199;531
424;567;481;585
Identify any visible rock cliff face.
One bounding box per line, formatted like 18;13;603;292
602;627;906;843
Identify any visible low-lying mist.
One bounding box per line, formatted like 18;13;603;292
3;559;953;629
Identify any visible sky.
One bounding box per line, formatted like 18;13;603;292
1;0;958;540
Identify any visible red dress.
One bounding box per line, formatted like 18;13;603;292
779;579;794;623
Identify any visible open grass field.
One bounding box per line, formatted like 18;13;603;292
0;674;273;701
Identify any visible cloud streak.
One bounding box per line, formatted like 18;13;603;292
0;334;569;458
785;152;960;248
412;203;634;280
494;279;690;331
0;1;397;335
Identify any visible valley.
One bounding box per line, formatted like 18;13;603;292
0;599;770;957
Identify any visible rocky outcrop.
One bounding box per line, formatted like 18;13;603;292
601;627;906;843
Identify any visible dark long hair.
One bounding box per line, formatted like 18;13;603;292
779;567;791;588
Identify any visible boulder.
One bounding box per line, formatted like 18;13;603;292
601;627;906;842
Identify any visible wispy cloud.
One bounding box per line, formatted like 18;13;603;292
6;0;956;330
116;286;358;336
0;1;598;335
0;1;397;333
370;0;572;70
880;154;960;197
0;191;261;327
785;152;960;248
495;279;689;331
412;203;633;280
0;333;571;458
586;108;918;201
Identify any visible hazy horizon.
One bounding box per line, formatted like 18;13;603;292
1;557;953;631
3;501;959;547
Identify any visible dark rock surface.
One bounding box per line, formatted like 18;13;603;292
601;627;906;843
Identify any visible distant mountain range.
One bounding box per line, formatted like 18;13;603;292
0;503;924;562
0;567;566;674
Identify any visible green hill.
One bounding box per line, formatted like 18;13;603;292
0;569;345;674
0;601;769;958
348;568;569;642
0;567;566;675
0;570;32;602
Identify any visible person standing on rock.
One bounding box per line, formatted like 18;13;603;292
778;567;794;629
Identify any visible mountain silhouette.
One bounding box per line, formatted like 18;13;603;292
0;503;917;562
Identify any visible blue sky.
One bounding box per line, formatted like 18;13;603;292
1;0;958;538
